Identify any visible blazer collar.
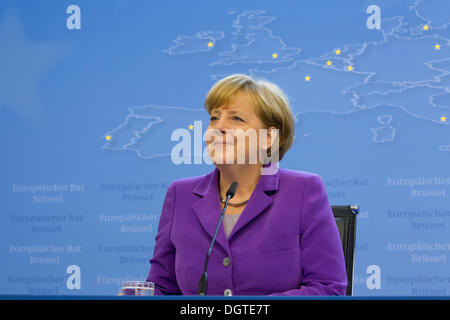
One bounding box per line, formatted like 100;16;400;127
193;164;280;196
192;165;280;252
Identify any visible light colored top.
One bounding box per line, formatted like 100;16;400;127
223;213;241;238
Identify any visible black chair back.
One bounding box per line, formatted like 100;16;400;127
331;205;358;296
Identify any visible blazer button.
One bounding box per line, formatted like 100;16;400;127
224;289;233;296
222;257;231;267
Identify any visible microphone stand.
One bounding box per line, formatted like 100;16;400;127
198;182;237;296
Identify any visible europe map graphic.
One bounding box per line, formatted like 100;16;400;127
103;5;449;158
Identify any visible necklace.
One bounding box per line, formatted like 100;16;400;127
218;183;249;207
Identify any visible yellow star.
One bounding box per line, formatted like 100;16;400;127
347;65;353;71
441;116;447;122
335;49;341;55
423;25;429;31
105;135;111;141
208;41;214;48
304;75;311;82
326;60;332;66
272;53;278;59
434;43;441;50
188;124;194;130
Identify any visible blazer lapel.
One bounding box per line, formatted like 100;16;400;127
228;166;280;241
191;168;230;253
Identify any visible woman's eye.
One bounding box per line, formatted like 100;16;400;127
210;116;218;121
232;116;244;122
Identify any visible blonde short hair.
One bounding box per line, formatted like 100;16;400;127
204;74;294;161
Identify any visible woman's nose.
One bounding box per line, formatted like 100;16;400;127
213;117;228;133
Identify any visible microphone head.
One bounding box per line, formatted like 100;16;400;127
226;182;238;199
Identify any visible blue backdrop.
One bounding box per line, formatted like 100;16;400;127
1;0;449;296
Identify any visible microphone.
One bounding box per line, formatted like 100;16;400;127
198;181;238;296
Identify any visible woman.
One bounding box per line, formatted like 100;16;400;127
147;74;347;295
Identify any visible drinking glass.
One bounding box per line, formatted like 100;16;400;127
121;281;154;296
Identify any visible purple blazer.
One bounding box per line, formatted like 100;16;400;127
147;167;347;296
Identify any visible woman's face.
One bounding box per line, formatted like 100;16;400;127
206;91;272;165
